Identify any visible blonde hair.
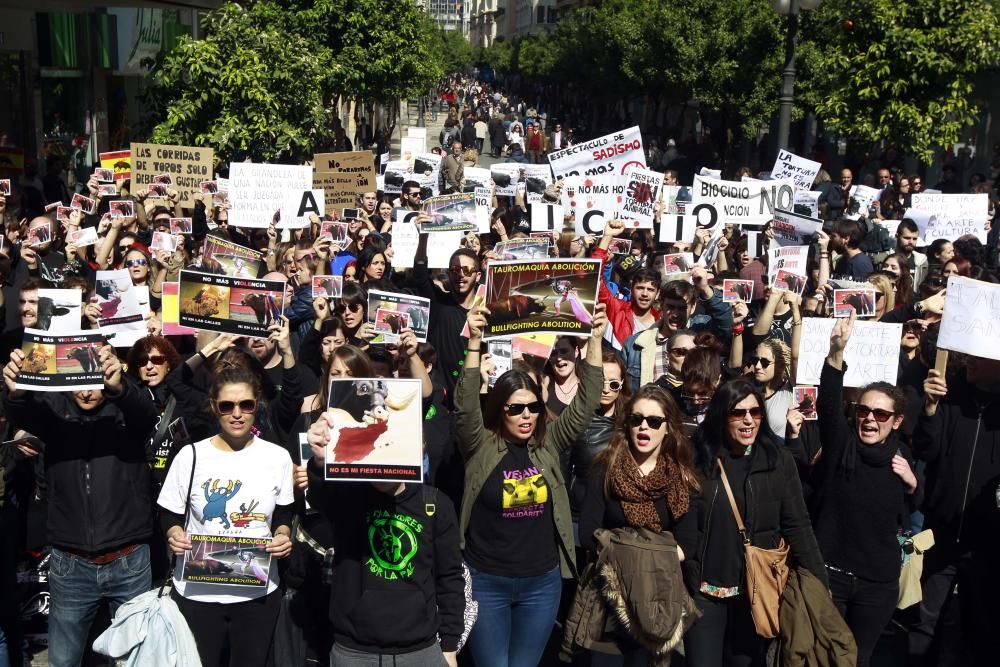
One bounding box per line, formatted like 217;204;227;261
757;338;792;387
868;273;896;314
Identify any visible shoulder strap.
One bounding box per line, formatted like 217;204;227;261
716;459;750;544
159;443;197;597
423;485;437;518
153;396;178;448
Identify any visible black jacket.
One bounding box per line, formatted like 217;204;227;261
307;474;466;655
684;435;828;593
3;378;159;553
568;412;614;516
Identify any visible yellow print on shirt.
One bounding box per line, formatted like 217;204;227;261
502;468;548;518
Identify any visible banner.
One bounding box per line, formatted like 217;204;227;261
178;271;285;337
324;378;424;482
937;276;1000;360
620;167;663;229
909;193;989;243
200;237;263;278
421;192;476;232
182;535;271;587
767;246;810;283
770;149;821;191
690;175;796;227
368;290;431;343
131;143;214;207
16;329;104;392
771;209;823;247
797;319;901;387
229;162;312;228
547;126;645;180
313;151;376;192
484;259;600;339
99;150;131;183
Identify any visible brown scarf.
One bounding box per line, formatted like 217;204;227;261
610;451;690;532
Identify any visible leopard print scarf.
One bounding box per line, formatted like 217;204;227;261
609;451;690;532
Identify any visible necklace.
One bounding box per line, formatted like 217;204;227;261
555;378;578;398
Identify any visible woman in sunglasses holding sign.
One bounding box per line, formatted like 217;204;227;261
811;311;919;667
683;376;827;667
157;367;295;667
457;303;608;667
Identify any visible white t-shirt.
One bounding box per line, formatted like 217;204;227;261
765;388;794;440
157;437;295;603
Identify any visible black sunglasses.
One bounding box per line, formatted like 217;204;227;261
854;404;896;423
216;399;257;415
745;357;772;369
627;413;667;429
729;406;764;421
504;401;543;416
335;303;364;314
405;191;422;198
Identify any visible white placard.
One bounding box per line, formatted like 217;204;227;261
562;175;624;236
490;163;521;197
691;175;797;228
475;187;492;234
280;189;325;228
909;193;989;243
229;163;312;228
847;185;880;220
531;204;565;232
620;167;663;229
522;164;552;204
400;136;424;161
658;214;698;244
771;209;823;247
767;245;810;283
938;276;1000;360
547;126;645;180
793;190;821;218
391;211;420;269
797;318;901;387
770;149;821;191
427;230;463;269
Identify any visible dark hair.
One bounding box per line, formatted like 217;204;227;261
952;238;984;267
927;239;952;263
896;218;919;237
449;247;480;272
211;346;276;401
833;219;864;249
600;349;632;412
693;331;724;355
355;246;387;282
209;366;263;404
313;344;375;411
483;370;547;447
661;280;695;304
402;180;420;192
859;381;907;415
339;280;367;309
695;378;775;475
682;347;722;392
630;268;661;290
126;336;181;381
883;253;913;307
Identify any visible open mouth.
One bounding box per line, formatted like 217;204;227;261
860;423;879;436
517;422;533;434
738;426;755;439
635;432;651;446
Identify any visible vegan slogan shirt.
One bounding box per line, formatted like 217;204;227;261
464;444;559;577
157;437;295;603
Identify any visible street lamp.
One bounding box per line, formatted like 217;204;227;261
772;0;822;153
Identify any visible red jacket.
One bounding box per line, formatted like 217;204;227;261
592;246;659;346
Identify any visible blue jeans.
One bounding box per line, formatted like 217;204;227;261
48;544;151;667
466;564;561;667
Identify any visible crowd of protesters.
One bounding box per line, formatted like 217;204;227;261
0;74;997;667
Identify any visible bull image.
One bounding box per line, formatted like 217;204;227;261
731;282;753;302
406;306;428;332
382;313;407;334
65;346;99;373
492;171;512;188
666;255;692;273
487;296;547;324
316;279;338;296
842;292;875;316
385;172;404;188
24;345;50;374
413;158;434;175
242;293;276;326
778;274;804;294
181;288;222;317
525;177;546;195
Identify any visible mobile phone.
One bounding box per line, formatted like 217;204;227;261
342;208;359;220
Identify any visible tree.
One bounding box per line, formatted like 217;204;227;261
797;0;1000;162
479;40;514;77
431;26;474;76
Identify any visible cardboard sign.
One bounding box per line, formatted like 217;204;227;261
691;175;796;228
16;329;105;392
620;167;663;229
313;151;376;192
796;319;901;387
324;378;424;483
937;276;1000;360
909;193;989;243
770;149;821;191
130;143;214;207
313;170;365;209
547;126;645;180
99;150;132;183
771;209;823;247
229;162;312;228
178;271;285;337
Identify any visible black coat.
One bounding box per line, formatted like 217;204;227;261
568;412;614;516
3;378;159;553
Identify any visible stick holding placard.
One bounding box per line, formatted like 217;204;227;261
934;349;948;376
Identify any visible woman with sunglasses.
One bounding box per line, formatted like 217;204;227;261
867;272;896;320
333;281;375;348
812;311;918;667
457;303;608;667
683;377;826;667
158;366;295;667
578;384;699;665
746;339;794;441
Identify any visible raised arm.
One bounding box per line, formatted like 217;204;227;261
545;305;607;452
453;306;489;457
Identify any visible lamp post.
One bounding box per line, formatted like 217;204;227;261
772;0;822;153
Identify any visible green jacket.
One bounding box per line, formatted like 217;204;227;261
454;360;603;578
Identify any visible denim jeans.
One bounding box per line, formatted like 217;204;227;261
47;544;151;667
466;564;561;667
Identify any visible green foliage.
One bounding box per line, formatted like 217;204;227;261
432;26;474;76
797;0;1000;162
479;40;513;75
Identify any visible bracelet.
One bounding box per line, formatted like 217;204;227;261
819;253;830;258
792;321;802;327
732;322;745;335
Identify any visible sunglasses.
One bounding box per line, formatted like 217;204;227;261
504;401;543;416
125;258;148;268
681;392;714;403
335;302;364;313
627;413;667;429
118;245;132;253
143;355;167;366
603;379;623;392
745;357;772;369
405;191;422;198
729;406;764;421
670;347;691;356
216;399;257;415
449;265;476;276
902;322;923;334
854;404;896;423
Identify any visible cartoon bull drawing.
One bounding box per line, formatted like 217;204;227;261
201;479;242;529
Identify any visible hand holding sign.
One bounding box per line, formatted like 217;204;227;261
3;349;24;397
100;345;123;393
603;218;626;238
923;369;948;416
466;306;490;342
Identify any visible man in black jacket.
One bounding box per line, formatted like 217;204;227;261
2;344;159;667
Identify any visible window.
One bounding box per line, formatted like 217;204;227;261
537;5;545;24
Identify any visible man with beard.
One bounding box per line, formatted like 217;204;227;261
248;273;319;397
410;221;481;407
593;218;662;346
894;218;927;292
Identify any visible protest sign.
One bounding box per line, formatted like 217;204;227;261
547;126;645;180
620;167;662;229
95;270;146;341
312;276;343;299
400;136;423;161
170;217;193;235
162;282;198;335
16;329;104;392
609;238;632;255
833;289;878;318
695;224;725;268
909;193;989;243
511;332;557;360
391;212;419;269
722;280;754;303
531;204;565;232
464;167;492;191
767;246;810;283
228;162;312;228
413;153;443;198
793;386;818;420
658;214;698;244
662;185;684;215
774;270;807;295
99;150;131;183
793;190;821;218
771;209;823;247
690;175;796;228
421;192;476;232
770;149;821;191
324;378;424;483
178;271;285;337
319;221;349;245
150;231;178;253
937;276;1000;360
490;163;522;197
797;318;901;387
32;289;82;334
182;535;271;587
663;253;695;281
313;151;376;192
280;189;325;228
383;160;410;195
847;185;880;219
562;175;624;235
313;170;364;209
201;236;263;278
67;227;99;248
427;231;463;269
131;143;213;207
368;290;431;343
522;164;552;204
484;259;600;339
485;339;512;388
475;187;492;233
406;127;427;147
494;238;551;260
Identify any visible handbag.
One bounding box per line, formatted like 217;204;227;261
717;459;789;639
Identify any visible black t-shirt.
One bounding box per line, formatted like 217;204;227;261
464;444;558;577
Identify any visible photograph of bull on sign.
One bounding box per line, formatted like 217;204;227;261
367;290;431;344
178;271;285;337
833;289;878;318
483;258;600;340
323;378;424;482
